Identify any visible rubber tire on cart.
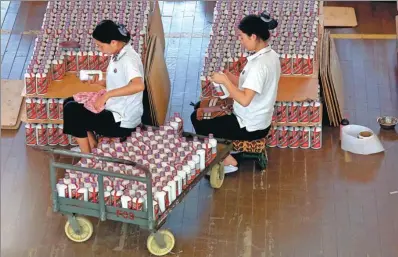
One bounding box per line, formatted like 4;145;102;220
147;229;175;256
210;162;225;189
64;216;94;243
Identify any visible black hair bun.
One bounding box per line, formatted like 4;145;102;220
260;11;278;30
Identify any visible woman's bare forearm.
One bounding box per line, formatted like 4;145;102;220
105;77;145;99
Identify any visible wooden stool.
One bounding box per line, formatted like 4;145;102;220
232;138;268;170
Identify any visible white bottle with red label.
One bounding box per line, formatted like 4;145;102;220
167;175;177;202
56;179;68;198
164;122;173;133
68;178;78;199
186;156;196;184
147;126;155;137
164;166;173;178
88;183;99;203
182;161;191;187
196;145;206;171
162;181;171;208
132;192;145;211
25;124;37;145
152;199;160;219
170;119;179;132
173;112;183;133
121;191;133;209
76;183;89;201
190;152;200;175
176;165;186;189
208;134;217;160
63;173;71;185
154;186;167;213
193;136;201;149
172;170;182;197
104;191;112;205
202;138;212;166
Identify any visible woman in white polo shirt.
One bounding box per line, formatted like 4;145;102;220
63;20;145;153
191;12;281;173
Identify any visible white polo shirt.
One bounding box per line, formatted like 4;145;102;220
233;46;281;132
105;42;144;128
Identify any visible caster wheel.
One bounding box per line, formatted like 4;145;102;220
210;162;225;189
64;216;93;243
147;229;175;256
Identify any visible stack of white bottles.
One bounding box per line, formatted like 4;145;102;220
56;114;218;219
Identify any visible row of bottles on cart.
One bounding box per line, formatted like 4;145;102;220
57;128;219;217
267;125;322;149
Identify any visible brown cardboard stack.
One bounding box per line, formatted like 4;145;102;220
1;80;25;130
143;35;171;127
319;30;345;127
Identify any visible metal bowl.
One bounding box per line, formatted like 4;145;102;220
377;116;398;130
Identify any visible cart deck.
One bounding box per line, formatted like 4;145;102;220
37;131;232;256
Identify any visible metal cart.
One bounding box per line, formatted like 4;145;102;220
37;132;232;256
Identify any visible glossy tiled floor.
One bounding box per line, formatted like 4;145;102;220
1;1;398;257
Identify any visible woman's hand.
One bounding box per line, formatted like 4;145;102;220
94;93;109;111
224;70;239;87
210;72;228;85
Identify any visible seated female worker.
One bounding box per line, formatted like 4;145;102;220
191;12;281;174
63;20;145;154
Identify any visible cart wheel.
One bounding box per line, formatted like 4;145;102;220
147;229;175;256
210;162;225;189
64;216;93;243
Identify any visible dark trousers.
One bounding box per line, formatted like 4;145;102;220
190;110;270;141
63;97;134;138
